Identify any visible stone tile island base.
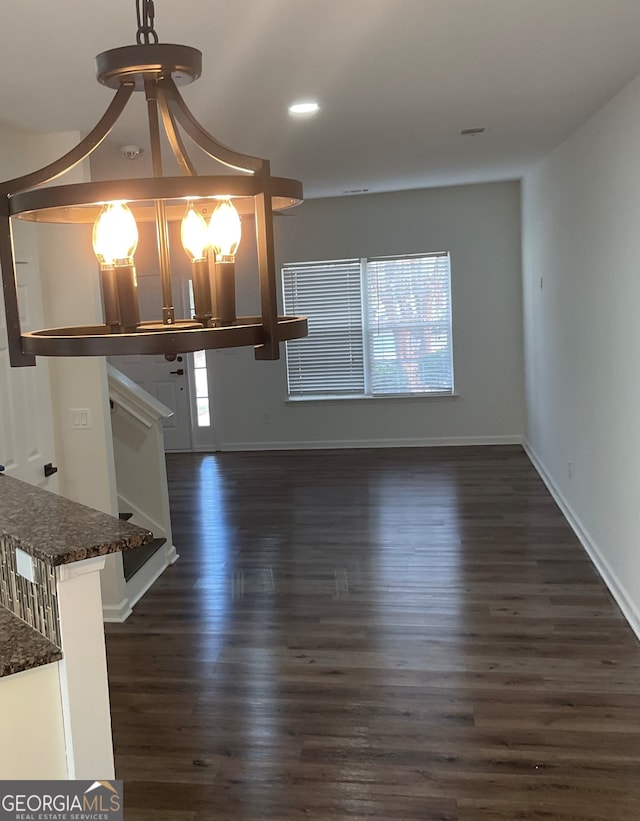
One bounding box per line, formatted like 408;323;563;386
0;475;151;779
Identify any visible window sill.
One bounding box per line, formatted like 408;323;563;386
285;392;459;405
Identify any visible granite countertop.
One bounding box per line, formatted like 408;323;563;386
0;607;62;677
0;475;152;566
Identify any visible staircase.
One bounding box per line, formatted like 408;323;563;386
118;512;167;581
107;365;179;620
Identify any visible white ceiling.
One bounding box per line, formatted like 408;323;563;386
1;0;640;198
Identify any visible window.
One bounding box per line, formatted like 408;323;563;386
282;253;453;399
188;281;211;427
192;350;210;427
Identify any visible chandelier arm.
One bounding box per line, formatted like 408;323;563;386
0;196;34;366
157;86;198;176
254;164;279;361
145;80;164;179
160;78;264;174
145;80;175;325
0;85;135;196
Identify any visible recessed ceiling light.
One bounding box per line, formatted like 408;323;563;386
288;101;320;116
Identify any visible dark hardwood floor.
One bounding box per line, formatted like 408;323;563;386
104;445;640;820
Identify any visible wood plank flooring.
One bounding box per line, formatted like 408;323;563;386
104;445;640;820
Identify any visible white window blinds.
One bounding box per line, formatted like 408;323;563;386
282;253;453;399
282;259;364;396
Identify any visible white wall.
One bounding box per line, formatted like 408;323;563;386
0;123;59;491
0;662;67;778
24;134;125;611
522;72;640;638
26;133;118;514
211;181;525;449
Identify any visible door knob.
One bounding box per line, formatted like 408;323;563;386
170;368;184;375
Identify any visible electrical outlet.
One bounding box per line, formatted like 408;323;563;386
70;408;92;429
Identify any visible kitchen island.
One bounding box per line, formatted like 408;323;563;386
0;474;151;779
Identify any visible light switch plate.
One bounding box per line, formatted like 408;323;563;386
15;548;36;582
70;408;92;429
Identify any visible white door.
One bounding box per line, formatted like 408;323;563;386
108;247;218;452
0;225;59;489
109;352;192;451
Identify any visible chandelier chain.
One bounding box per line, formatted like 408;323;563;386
136;0;159;45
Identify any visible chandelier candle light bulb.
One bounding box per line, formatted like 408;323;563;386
181;202;213;323
209;198;242;326
92;202;140;332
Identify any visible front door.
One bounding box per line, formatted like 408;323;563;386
0;223;58;489
109;352;192;451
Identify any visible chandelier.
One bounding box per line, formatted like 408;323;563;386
0;0;307;368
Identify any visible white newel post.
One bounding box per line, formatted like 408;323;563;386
56;556;115;779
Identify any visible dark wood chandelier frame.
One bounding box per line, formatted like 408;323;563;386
0;32;307;367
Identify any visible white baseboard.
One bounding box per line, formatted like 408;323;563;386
102;598;133;624
219;435;523;452
523;440;640;643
